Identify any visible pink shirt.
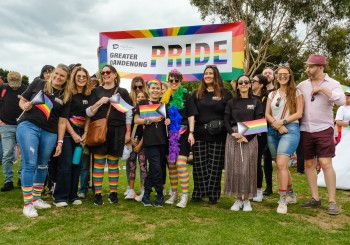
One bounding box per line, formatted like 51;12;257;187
297;74;345;133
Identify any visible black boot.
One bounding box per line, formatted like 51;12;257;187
1;182;14;192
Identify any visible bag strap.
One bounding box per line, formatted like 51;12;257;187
105;86;119;119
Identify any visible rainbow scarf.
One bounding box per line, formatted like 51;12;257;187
237;118;267;136
35;94;53;120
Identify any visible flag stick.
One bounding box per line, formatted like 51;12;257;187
239;142;244;163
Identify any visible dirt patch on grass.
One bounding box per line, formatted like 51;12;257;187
119;210;140;223
2;223;19;232
188;214;217;224
291;212;350;230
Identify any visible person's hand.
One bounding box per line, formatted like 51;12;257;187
81;132;87;144
188;133;195;146
23;101;33;111
278;125;289;134
237;136;248;143
164;118;171;126
53;143;62;157
149;116;162;123
134;144;142;153
98;97;110;105
0;120;5;126
130;138;138;147
311;87;322;96
72;133;82;143
273;120;283;130
231;133;243;140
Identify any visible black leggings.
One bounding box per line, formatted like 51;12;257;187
257;134;272;190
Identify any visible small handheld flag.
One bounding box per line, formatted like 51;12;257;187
156;103;167;118
237;118;267;136
31;90;45;105
139;103;161;118
35;94;53;120
110;94;133;113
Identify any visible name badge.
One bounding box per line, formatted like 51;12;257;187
247;104;255;110
82;100;88;105
54;98;63;105
212;96;222;101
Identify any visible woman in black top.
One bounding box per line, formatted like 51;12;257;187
17;64;70;218
86;65;132;205
53;67;93;207
224;75;263;212
191;65;232;204
251;74;269;202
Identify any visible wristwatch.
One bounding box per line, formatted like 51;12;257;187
283;119;288;125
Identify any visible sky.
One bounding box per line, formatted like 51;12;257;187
0;0;209;87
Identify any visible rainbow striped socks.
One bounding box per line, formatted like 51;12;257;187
32;183;44;202
22;186;33;206
93;154;106;194
107;155;119;193
176;155;189;194
168;161;178;193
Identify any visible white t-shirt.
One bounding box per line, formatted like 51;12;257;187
268;89;301;123
336;105;350;122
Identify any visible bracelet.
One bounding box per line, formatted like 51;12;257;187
189;131;194;134
57;140;63;144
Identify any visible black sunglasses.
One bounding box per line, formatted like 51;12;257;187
238;80;250;85
168;78;180;84
275;97;282;107
311;95;315;102
101;70;112;76
134;85;143;90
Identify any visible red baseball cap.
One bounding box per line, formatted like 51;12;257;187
305;54;327;65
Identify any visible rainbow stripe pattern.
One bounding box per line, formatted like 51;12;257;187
110;94;133;113
35;94;53;120
69;115;86;128
139;103;161;118
237;118;268;136
99;22;244;81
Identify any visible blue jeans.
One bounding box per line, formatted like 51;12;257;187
79;151;90;194
0;125;18;183
16;121;57;188
267;123;300;158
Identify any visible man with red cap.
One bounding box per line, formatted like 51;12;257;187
297;54;345;215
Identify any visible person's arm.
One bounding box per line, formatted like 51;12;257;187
265;98;277;126
277;94;304;126
187;115;195;146
313;84;345;106
19;97;32;111
86;97;110;117
53;117;67;157
66;120;81;143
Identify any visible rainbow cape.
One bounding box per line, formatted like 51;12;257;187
35;94;53;120
139;103;164;118
237;118;267;136
110;94;133;113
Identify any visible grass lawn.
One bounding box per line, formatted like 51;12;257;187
0;160;350;245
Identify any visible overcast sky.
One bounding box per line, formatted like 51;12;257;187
0;0;209;86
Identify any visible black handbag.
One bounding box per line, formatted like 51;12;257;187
204;120;224;135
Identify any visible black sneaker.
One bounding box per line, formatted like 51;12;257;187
1;182;14;192
93;194;103;206
154;195;164;207
208;198;218;205
190;197;203;203
300;198;321;208
263;188;273;196
108;192;118;204
141;195;152;207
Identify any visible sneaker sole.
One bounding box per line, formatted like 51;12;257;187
142;202;152;207
108;199;118;204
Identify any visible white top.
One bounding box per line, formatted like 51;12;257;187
336;105;350;122
268;89;301;124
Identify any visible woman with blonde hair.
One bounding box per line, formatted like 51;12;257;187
17;64;70;218
53;66;93;207
265;66;303;214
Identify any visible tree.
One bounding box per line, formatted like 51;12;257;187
190;0;350;79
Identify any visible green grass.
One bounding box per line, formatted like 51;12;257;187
0;161;350;244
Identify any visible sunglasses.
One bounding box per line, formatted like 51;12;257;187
77;75;87;80
101;70;112;76
251;79;259;84
238;80;250;85
277;74;289;79
275;97;282;107
134;85;143;90
311;95;315;102
168;79;180;84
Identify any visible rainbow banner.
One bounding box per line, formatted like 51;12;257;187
139;103;162;118
110;94;133;113
237;118;267;136
99;22;244;81
35;94;53;120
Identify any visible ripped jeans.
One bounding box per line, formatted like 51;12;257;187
16;121;57;188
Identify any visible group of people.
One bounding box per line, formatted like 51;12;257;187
0;54;347;218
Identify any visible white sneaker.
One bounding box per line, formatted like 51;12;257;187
124;186;130;196
277;198;288;214
176;194;188;208
230;200;243;211
253;189;263;202
33;199;51;209
53;201;68;207
72;200;82;205
125;189;136;199
163;189;167;196
78;193;86;199
23;205;38;218
165;192;177;205
134;189;144;202
243;200;252;212
286;193;297;204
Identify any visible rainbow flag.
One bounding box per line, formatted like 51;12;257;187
139;103;161;118
35;94;53;120
157;103;166;118
237;118;267;136
31;90;45;105
69;115;86;128
110;94;133;113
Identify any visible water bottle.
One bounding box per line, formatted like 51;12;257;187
72;145;83;165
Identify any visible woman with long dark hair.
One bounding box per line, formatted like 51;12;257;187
17;64;70;217
265;66;303;214
86;65;132;205
224;75;263;211
191;65;232;204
